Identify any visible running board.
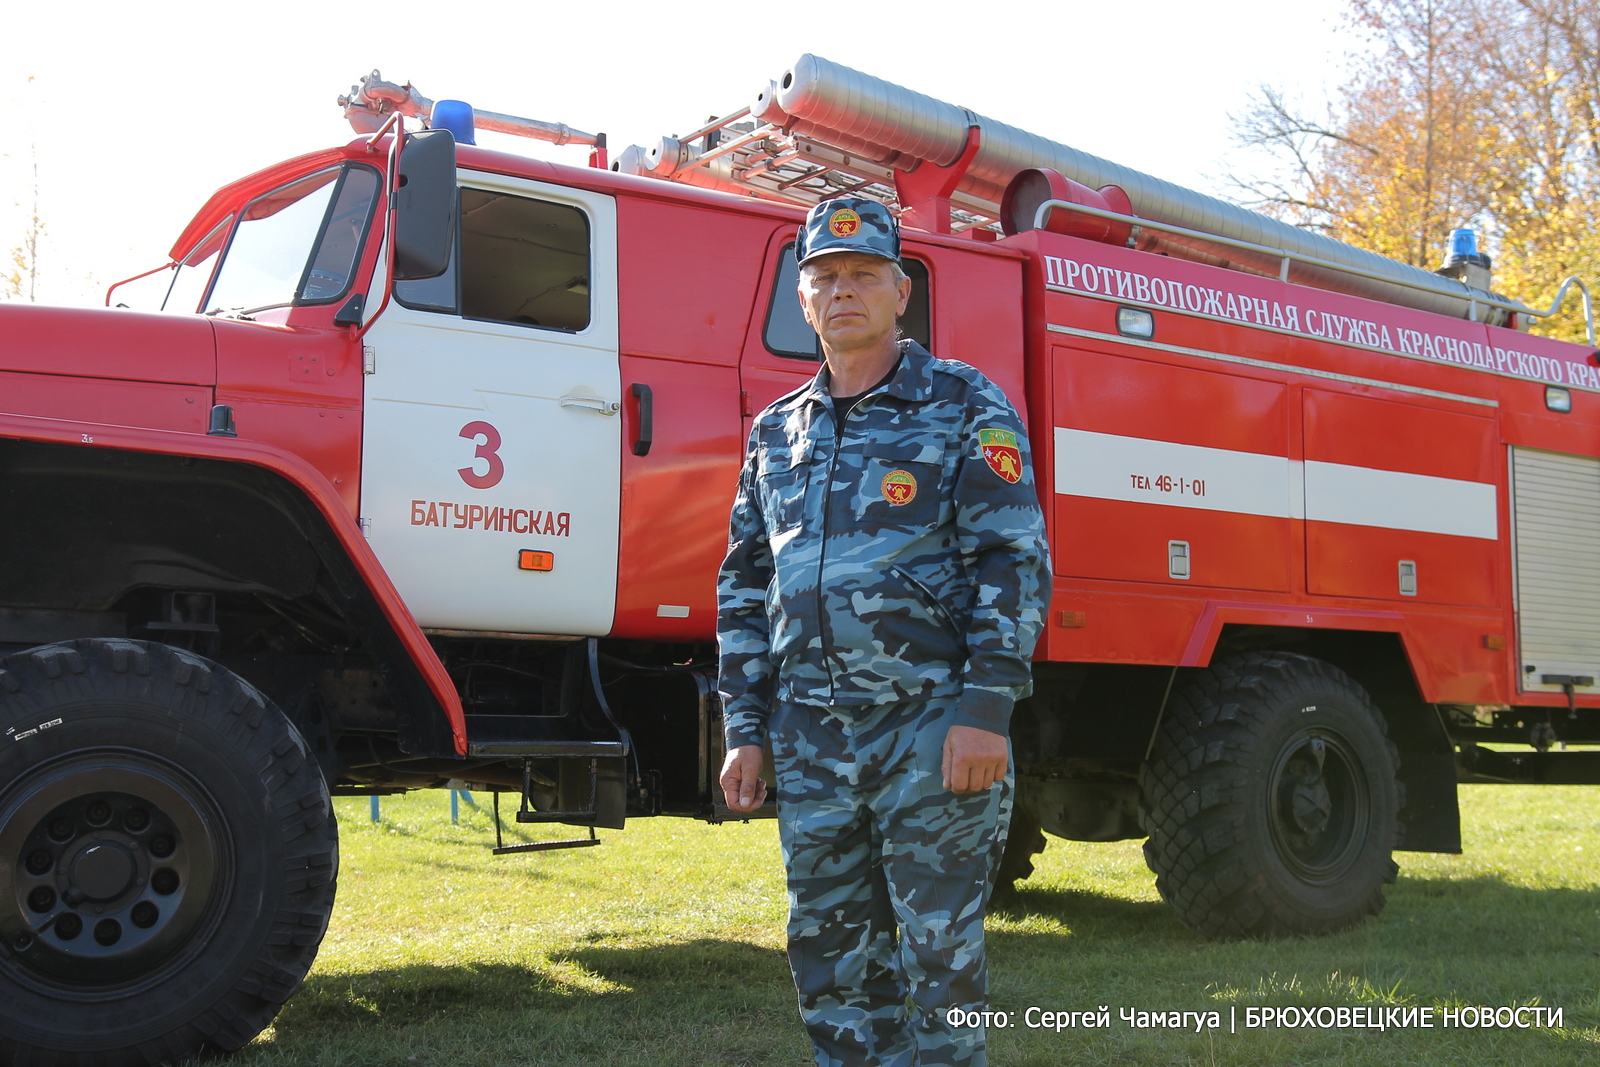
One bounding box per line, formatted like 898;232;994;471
493;826;600;854
490;755;610;854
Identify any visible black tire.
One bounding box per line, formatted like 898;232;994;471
1139;652;1403;939
995;804;1046;893
0;639;338;1065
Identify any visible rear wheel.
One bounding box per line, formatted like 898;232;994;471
0;639;337;1065
1139;653;1402;939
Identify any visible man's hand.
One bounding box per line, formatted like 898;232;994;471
942;725;1009;794
720;744;768;812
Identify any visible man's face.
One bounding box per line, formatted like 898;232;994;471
798;252;911;356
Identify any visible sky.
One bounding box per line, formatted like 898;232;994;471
1;0;1358;307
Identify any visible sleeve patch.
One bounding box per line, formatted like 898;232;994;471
979;428;1023;483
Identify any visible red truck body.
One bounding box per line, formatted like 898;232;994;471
9;138;1595;727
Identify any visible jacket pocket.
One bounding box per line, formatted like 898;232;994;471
756;444;810;531
851;444;942;528
889;564;962;642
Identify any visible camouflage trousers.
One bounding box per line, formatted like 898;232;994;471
770;694;1013;1067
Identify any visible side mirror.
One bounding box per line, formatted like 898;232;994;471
394;128;457;280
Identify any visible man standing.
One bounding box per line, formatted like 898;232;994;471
717;197;1049;1067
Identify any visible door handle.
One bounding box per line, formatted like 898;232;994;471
559;394;621;415
630;383;653;457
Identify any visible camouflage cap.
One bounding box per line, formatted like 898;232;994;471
795;197;901;266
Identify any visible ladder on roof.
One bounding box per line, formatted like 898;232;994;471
617;105;1004;234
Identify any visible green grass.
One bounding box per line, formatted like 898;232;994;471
238;786;1600;1066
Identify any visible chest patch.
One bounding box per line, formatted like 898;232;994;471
881;469;918;506
979;428;1023;483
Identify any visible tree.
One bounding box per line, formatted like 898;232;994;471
1473;0;1600;341
1232;0;1599;343
3;75;45;303
4;153;45;303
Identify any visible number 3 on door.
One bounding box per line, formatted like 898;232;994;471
458;421;504;489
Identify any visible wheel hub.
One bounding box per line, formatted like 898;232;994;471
1;756;226;991
1267;728;1370;885
1289;778;1332;836
72;844;136;901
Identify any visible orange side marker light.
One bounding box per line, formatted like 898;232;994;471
518;550;554;572
1483;634;1506;651
1058;611;1087;628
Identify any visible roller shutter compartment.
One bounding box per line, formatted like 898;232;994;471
1512;446;1600;693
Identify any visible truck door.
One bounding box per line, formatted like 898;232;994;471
1050;346;1294;592
360;173;620;635
1301;389;1498;606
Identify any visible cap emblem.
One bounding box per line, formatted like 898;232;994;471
829;208;862;238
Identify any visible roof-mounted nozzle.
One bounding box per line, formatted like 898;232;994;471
1436;227;1493;292
336;70;602;153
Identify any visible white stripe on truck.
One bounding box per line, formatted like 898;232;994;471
1055;427;1497;540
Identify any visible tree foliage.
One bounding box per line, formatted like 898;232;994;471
1233;0;1599;342
3;161;44;303
2;74;44;303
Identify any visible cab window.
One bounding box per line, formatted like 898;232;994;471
202;165;379;316
395;187;592;333
763;242;931;360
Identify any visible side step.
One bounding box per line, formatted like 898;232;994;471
492;827;600;855
491;747;620;854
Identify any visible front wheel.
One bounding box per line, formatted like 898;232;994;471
1140;653;1403;939
0;640;338;1065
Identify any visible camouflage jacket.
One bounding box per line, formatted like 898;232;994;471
717;340;1050;749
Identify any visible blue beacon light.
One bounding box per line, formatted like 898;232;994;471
430;100;477;145
1447;228;1478;261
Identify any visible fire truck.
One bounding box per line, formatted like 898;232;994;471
3;53;1598;1064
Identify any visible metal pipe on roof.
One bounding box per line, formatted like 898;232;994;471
774;54;1526;324
751;81;790;125
636;137;747;194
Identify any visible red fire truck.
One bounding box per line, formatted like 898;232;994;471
2;54;1598;1064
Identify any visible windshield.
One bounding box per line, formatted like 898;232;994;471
162;220;230;313
203;165;379;317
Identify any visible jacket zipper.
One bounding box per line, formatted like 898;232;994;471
816;408;842;700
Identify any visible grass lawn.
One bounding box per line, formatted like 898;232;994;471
238;785;1600;1066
